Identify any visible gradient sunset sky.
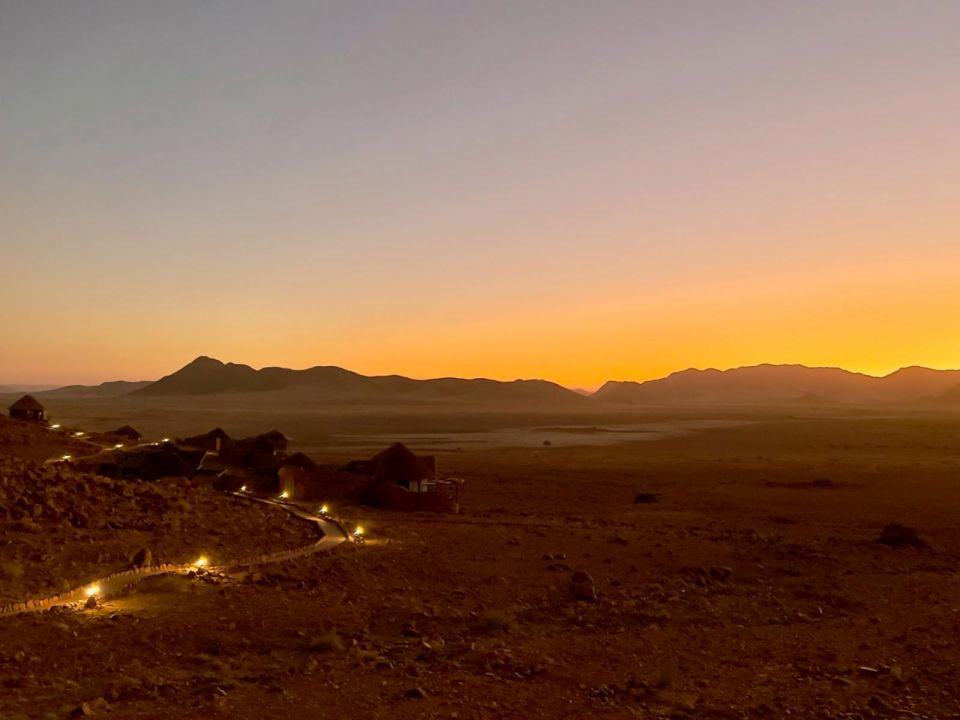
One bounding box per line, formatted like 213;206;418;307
2;1;958;388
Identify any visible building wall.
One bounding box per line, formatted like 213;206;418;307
10;408;44;422
276;467;458;513
279;466;307;498
369;482;459;513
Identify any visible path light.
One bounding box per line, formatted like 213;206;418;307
61;455;71;461
319;504;329;515
85;584;100;598
115;443;124;449
161;438;170;443
279;490;289;500
239;485;248;493
353;526;364;538
51;424;61;429
193;556;208;570
74;431;84;437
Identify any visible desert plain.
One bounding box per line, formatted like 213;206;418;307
2;406;959;719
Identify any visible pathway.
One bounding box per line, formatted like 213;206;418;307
0;492;350;617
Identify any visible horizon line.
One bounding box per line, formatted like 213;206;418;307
5;357;960;395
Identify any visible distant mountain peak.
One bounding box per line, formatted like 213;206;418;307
27;359;960;408
592;363;960;406
188;355;224;366
128;358;587;406
885;365;947;378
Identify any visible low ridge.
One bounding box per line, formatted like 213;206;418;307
17;360;960;408
593;364;960;406
128;356;586;406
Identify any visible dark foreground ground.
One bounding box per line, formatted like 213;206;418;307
2;414;960;719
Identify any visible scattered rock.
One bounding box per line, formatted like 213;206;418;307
571;570;596;602
131;548;152;568
708;566;733;582
877;523;926;549
405;686;428;699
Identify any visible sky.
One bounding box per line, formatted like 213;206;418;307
2;1;959;388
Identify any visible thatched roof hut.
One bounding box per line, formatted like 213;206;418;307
8;395;46;422
183;427;232;452
281;452;316;471
372;443;435;491
111;425;143;442
262;430;288;452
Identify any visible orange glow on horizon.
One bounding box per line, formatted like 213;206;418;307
4;245;958;391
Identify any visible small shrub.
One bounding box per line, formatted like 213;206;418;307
651;657;680;689
810;478;839;489
476;609;513;633
877;523;926;549
0;560;24;581
308;632;344;653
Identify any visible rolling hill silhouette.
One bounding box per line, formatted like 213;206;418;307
593;364;960;405
129;356;587;406
22;359;960;408
39;380;153;397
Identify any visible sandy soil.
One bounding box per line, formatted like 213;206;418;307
2;414;960;718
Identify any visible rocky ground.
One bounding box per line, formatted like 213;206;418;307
2;414;960;718
0;417;94;462
0;418;316;605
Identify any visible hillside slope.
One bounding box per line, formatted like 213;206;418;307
39;380;154;398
